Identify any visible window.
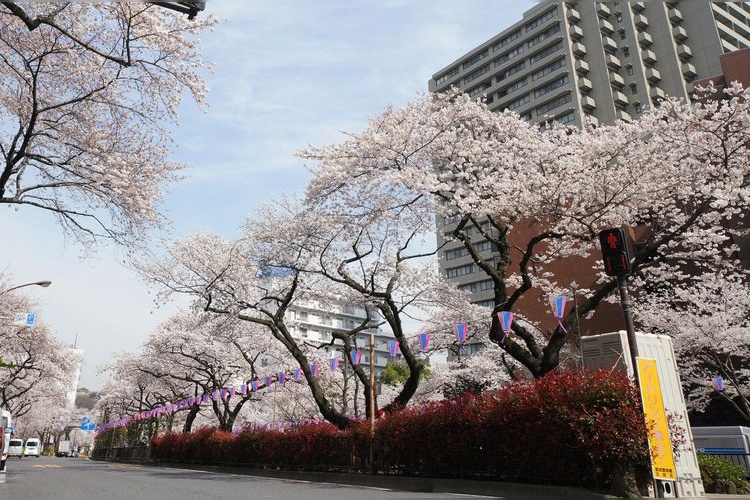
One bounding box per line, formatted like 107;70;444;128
474;299;496;308
464;64;491;84
444;213;460;225
447;264;475;278
501;62;526;80
533;74;569;98
498;77;528;97
299;311;308;321
492;30;523;51
536;92;572;116
322;315;332;325
626;64;634;76
532;57;566;80
459;282;478;293
507;93;531;110
525;6;558;32
494;45;524;66
630;83;638;94
622;46;630;58
445;247;470;260
619;29;627;40
634;102;643;114
475;240;494;252
469;82;492;97
479;279;495;291
555;111;576;124
529;40;564;64
463;49;489;69
615;11;623;22
435;67;459;86
527;23;561;48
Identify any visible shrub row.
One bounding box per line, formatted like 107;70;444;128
144;370;649;488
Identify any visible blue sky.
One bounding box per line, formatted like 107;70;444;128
0;1;537;389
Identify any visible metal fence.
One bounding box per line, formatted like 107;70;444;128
91;446;150;462
697;451;750;478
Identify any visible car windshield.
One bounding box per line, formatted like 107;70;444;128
9;440;22;446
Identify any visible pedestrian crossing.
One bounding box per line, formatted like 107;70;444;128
32;464;63;469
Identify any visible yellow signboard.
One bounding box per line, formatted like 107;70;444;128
637;357;677;481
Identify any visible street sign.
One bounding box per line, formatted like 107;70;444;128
598;228;632;277
12;312;36;326
81;417;95;431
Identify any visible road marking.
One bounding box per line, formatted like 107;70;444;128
32;464;63;468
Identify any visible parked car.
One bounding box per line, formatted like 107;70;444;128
23;438;41;458
7;439;24;458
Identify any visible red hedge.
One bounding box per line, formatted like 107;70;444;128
147;370;649;487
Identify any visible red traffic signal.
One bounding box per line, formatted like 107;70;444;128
598;228;631;277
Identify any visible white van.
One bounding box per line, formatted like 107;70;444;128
7;438;23;458
24;438;40;457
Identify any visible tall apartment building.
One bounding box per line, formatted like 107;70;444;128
430;1;750;314
284;300;396;375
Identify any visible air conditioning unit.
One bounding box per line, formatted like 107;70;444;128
581;331;705;498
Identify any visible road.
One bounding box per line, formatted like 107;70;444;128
0;456;501;500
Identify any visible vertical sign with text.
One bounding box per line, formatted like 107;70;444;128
637;357;677;481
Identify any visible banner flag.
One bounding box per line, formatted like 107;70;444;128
419;332;430;351
229;387;236;398
294;368;303;382
278;372;287;385
265;376;272;388
240;384;247;395
455;324;467;344
251;380;259;392
330;357;339;372
311;363;319;378
350;350;362;366
388;340;399;357
551;295;566;319
712;376;724;392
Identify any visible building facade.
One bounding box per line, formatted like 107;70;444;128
284;300;396;375
430;1;750;315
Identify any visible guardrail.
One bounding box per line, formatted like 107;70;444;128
91;446;150;462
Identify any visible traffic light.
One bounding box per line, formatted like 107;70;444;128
598;228;632;277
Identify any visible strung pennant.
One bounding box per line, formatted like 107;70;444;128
330;357;340;372
229;387;236;398
220;389;228;399
265;376;273;388
240;384;247;395
499;311;514;333
388;340;400;357
278;372;287;385
419;332;430;351
251;380;259;392
294;368;303;382
712;376;724;392
549;295;568;333
550;295;566;319
311;363;319;378
350;350;362;366
212;390;220;401
455;324;467;344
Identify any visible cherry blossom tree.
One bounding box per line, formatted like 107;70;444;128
301;86;750;378
0;3;216;247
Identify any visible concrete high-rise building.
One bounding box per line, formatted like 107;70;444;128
284;300;396;375
430;1;750;129
430;1;750;312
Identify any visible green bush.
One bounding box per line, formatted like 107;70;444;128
698;454;748;493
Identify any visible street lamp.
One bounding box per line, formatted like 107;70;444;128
0;280;52;296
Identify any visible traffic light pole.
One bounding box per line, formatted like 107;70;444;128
617;276;640;375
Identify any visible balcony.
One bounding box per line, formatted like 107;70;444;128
597;3;611;17
645;67;662;82
580;95;596;110
650;86;666;100
638;31;653;47
682;62;697;79
585;114;599;126
567;7;581;23
613;90;629;106
610;72;625;88
616;109;632;122
572;42;587;56
677;43;693;60
634;14;649;29
600;19;615;35
606;53;622;69
668;7;683;23
569;24;584;40
602;36;618;53
578;77;593;92
575;59;590;74
642;49;657;64
672;25;688;42
632;2;646;13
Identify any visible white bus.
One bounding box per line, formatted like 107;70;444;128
1;408;11;472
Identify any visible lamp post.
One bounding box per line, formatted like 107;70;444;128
0;280;52;296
